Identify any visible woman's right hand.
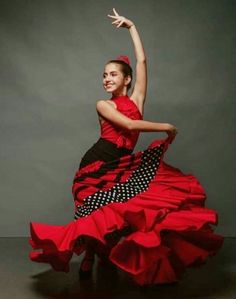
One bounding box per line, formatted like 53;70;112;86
107;8;134;29
165;123;178;143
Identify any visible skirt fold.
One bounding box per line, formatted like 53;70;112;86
29;137;223;284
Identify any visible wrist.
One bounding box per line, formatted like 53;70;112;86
128;23;135;29
163;123;171;132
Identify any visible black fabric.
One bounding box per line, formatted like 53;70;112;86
79;138;133;170
74;143;164;219
73;138;134;203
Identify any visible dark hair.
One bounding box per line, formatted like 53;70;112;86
107;60;133;91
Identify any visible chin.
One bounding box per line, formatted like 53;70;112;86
104;90;113;94
104;87;116;93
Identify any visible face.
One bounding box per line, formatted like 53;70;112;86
103;63;130;94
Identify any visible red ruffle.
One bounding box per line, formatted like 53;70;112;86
29;137;223;285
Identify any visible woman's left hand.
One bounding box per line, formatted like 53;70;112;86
107;8;134;29
164;123;178;144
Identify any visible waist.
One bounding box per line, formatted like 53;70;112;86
100;132;138;150
79;138;133;169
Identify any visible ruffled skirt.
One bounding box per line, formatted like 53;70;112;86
29;137;223;285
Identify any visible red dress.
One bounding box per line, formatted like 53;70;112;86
29;95;223;285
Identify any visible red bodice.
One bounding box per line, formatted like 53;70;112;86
100;95;143;150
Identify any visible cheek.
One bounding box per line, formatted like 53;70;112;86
117;75;124;82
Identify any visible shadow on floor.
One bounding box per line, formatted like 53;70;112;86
29;245;235;299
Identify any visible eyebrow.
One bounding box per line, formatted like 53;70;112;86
103;71;118;75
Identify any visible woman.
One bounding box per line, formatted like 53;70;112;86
29;8;223;286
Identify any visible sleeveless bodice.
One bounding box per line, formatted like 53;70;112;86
100;95;143;150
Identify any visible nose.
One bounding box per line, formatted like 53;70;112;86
105;76;111;81
104;78;112;84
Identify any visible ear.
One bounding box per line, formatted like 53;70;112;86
124;75;131;86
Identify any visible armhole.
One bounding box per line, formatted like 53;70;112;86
129;96;143;117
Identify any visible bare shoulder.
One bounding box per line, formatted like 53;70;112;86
96;99;117;109
106;99;117;109
96;99;117;125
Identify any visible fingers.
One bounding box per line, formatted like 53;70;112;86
169;135;176;144
112;20;119;25
169;130;177;137
107;14;117;19
107;7;120;18
113;8;119;16
167;128;178;144
167;135;173;144
112;20;121;27
172;127;178;136
112;20;124;28
107;8;128;28
109;14;126;28
117;21;124;28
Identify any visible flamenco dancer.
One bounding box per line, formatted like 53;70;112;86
29;8;224;285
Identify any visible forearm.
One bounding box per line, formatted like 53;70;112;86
129;119;169;133
129;24;146;62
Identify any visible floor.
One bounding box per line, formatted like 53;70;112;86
0;237;235;299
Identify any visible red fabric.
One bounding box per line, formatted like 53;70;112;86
29;95;224;285
116;55;131;65
100;95;142;149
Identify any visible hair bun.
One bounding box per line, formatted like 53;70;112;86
116;55;131;66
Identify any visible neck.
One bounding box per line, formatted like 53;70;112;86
111;86;128;98
111;94;128;100
112;91;128;98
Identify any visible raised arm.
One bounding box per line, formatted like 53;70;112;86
96;100;178;143
108;8;147;104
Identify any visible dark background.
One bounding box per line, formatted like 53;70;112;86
0;0;235;236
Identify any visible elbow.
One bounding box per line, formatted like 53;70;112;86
126;120;136;131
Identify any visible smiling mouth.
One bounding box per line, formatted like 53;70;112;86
105;83;114;87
